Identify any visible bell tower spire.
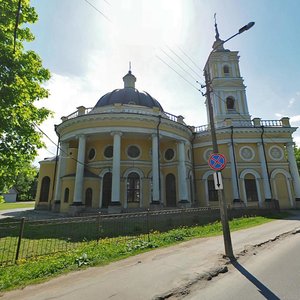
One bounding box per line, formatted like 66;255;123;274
212;13;225;51
214;13;220;41
204;17;251;127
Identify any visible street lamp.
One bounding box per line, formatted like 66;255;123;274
204;21;255;260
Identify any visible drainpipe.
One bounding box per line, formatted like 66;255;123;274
51;127;60;210
156;115;162;203
261;126;273;199
231;126;240;201
190;131;197;206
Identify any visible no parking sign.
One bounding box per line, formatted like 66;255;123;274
208;153;227;171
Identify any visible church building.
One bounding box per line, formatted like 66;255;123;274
35;27;300;215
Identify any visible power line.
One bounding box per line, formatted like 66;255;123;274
44;148;58;157
210;90;285;145
160;48;200;83
177;46;203;73
156;55;200;91
166;45;203;79
33;123;103;171
83;0;111;22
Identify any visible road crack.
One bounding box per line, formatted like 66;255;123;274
153;226;300;300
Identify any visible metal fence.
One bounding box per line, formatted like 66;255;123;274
0;207;275;266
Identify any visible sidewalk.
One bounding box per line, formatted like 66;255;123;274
2;212;300;300
0;207;67;220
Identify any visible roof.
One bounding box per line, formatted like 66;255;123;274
94;88;163;111
93;71;164;111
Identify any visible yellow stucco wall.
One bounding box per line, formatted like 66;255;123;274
35;161;56;209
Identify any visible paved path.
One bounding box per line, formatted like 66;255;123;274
0;206;66;220
1;212;300;300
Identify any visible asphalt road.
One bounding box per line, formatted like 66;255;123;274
186;233;300;300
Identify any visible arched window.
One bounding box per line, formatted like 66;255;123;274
40;176;50;202
127;172;140;203
223;65;230;76
85;188;93;207
166;173;176;207
102;172;112;208
244;174;258;202
226;97;235;111
208;175;218;202
64;188;69;203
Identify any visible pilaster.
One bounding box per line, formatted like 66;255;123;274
151;133;160;204
109;132;122;213
257;142;272;201
286;142;300;202
177;141;190;207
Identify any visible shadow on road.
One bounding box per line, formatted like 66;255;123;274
232;260;280;300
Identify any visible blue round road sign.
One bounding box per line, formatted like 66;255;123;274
208;153;227;171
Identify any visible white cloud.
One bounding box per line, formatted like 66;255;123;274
290;115;300;124
34;73;101;165
288;98;295;108
30;0;300;162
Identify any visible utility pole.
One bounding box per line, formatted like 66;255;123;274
203;20;255;260
204;69;234;260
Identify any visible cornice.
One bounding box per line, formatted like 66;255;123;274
57;112;193;139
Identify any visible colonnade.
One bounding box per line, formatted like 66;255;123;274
54;133;190;208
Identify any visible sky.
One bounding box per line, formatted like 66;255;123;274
28;0;300;164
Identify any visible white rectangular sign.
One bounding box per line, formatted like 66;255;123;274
213;172;223;190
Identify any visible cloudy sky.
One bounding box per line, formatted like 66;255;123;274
28;0;300;163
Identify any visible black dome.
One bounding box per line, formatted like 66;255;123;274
94;88;164;111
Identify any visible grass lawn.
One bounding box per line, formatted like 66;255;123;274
0;212;289;292
0;202;35;211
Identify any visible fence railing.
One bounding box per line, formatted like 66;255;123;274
0;207;277;266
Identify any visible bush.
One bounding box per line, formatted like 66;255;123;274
0;196;5;204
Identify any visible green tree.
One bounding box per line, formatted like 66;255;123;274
0;0;51;192
295;146;300;174
14;163;38;201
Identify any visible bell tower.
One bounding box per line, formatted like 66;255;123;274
204;18;251;127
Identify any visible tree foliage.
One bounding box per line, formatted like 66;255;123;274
14;163;38;201
0;0;51;192
295;146;300;174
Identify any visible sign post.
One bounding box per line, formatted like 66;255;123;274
207;152;234;260
213;172;223;190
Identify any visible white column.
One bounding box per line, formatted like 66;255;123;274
152;134;160;203
286;142;300;200
228;142;239;201
54;141;68;201
73;135;86;204
257;142;272;200
178;141;188;202
111;132;122;204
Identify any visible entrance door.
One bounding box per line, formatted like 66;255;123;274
102;172;112;208
166;173;176;207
